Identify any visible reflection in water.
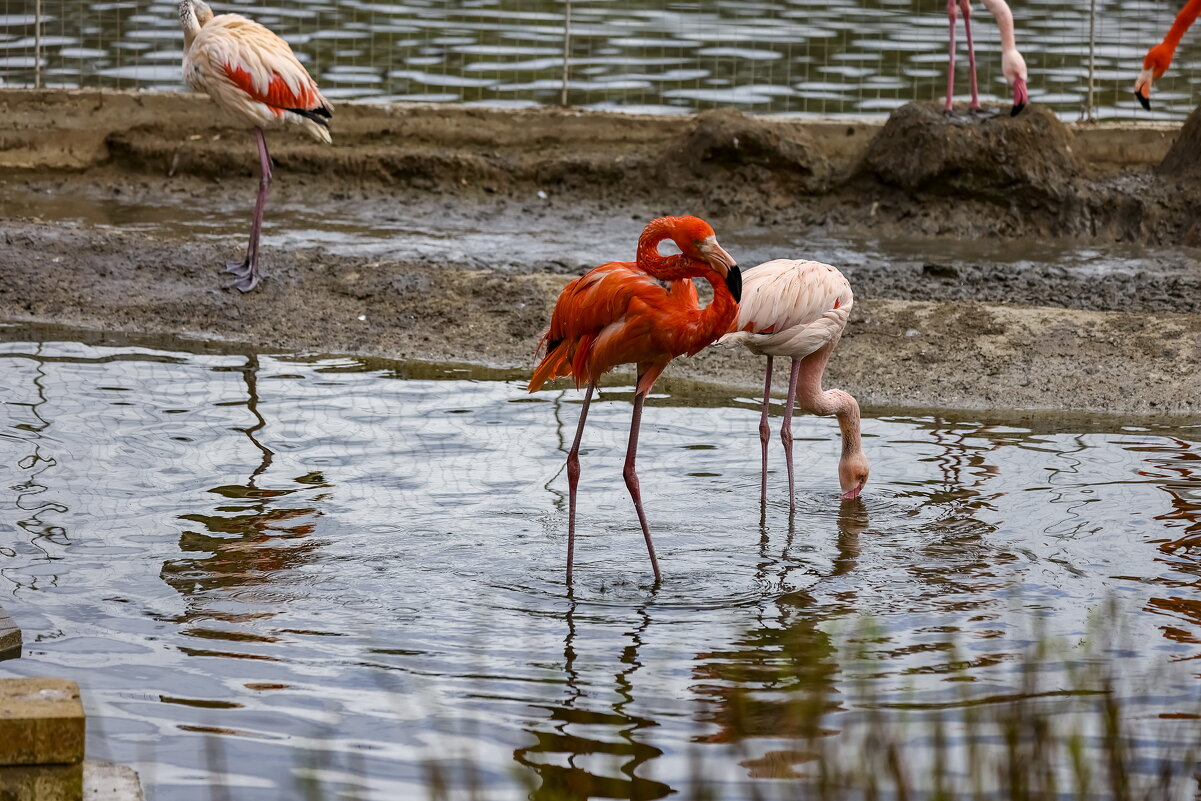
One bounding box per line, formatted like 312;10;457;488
9;344;69;581
515;599;670;801
160;354;327;624
1;326;1201;799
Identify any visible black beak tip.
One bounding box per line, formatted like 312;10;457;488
725;264;742;303
1136;91;1151;111
1010;102;1026;118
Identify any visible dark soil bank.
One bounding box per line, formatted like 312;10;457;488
1;89;1197;243
2;222;1198;416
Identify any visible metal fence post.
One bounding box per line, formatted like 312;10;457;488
560;0;572;106
1086;0;1097;121
34;0;43;89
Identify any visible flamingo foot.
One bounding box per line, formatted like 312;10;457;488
225;260;261;292
969;105;1000;120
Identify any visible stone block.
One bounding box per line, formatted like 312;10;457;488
83;762;144;801
0;763;83;801
0;607;19;662
0;679;85;766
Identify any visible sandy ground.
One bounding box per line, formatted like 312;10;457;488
1;90;1199;417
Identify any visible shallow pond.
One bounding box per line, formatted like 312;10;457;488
0;0;1197;119
1;323;1200;799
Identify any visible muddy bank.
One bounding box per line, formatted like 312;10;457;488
2;89;1200;244
2;221;1197;416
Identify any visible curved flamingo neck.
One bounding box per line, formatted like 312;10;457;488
797;348;863;462
982;0;1018;52
1163;0;1201;51
636;221;704;281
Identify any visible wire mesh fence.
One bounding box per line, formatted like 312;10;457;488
0;0;1199;121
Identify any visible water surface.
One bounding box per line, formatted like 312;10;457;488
1;0;1199;119
1;324;1200;799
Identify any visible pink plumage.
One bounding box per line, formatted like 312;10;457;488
718;259;869;505
179;0;332;291
722;259;853;360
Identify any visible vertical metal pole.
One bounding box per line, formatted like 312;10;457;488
1086;0;1097;121
34;0;42;88
560;0;572;106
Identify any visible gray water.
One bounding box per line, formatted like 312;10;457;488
1;0;1200;120
10;175;1201;284
1;323;1200;799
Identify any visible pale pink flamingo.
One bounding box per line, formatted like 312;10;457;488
1134;0;1201;110
529;216;741;583
179;0;332;292
944;0;1029;117
719;260;868;511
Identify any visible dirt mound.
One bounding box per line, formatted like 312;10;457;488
860;102;1080;198
1157;104;1201;179
677;108;827;187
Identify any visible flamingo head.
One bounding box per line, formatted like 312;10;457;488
838;452;870;501
178;0;212;37
1001;49;1029;117
1135;44;1173;111
656;216;741;301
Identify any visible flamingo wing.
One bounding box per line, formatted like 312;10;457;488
721;259;853;358
186;14;332;137
530;263;694;390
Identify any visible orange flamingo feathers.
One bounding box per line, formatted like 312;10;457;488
1135;0;1201;110
529;216;741;584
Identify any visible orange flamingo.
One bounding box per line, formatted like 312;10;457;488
179;0;333;292
719;260;868;510
528;216;741;583
1135;0;1201;110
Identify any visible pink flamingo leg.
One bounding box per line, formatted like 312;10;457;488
945;0;958;112
780;358;801;514
960;0;981;110
227;126;273;292
565;383;595;584
758;356;774;505
623;389;662;583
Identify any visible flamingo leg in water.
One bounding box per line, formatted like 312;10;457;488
227;126;273;292
565;383;595;585
758;356;774;506
944;0;958;112
780;358;801;514
623;384;662;583
959;0;982;111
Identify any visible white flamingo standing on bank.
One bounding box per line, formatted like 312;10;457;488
179;0;333;292
719;260;869;510
944;0;1029;117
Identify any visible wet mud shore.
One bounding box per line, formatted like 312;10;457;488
1;89;1199;416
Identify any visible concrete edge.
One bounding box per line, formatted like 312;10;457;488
84;761;145;801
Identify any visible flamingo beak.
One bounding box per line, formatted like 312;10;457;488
1134;69;1154;111
1011;77;1028;117
698;237;741;302
840;480;865;501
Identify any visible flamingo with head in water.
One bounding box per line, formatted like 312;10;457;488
179;0;333;292
719;259;868;511
944;0;1029;117
529;216;742;584
1134;0;1201;110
